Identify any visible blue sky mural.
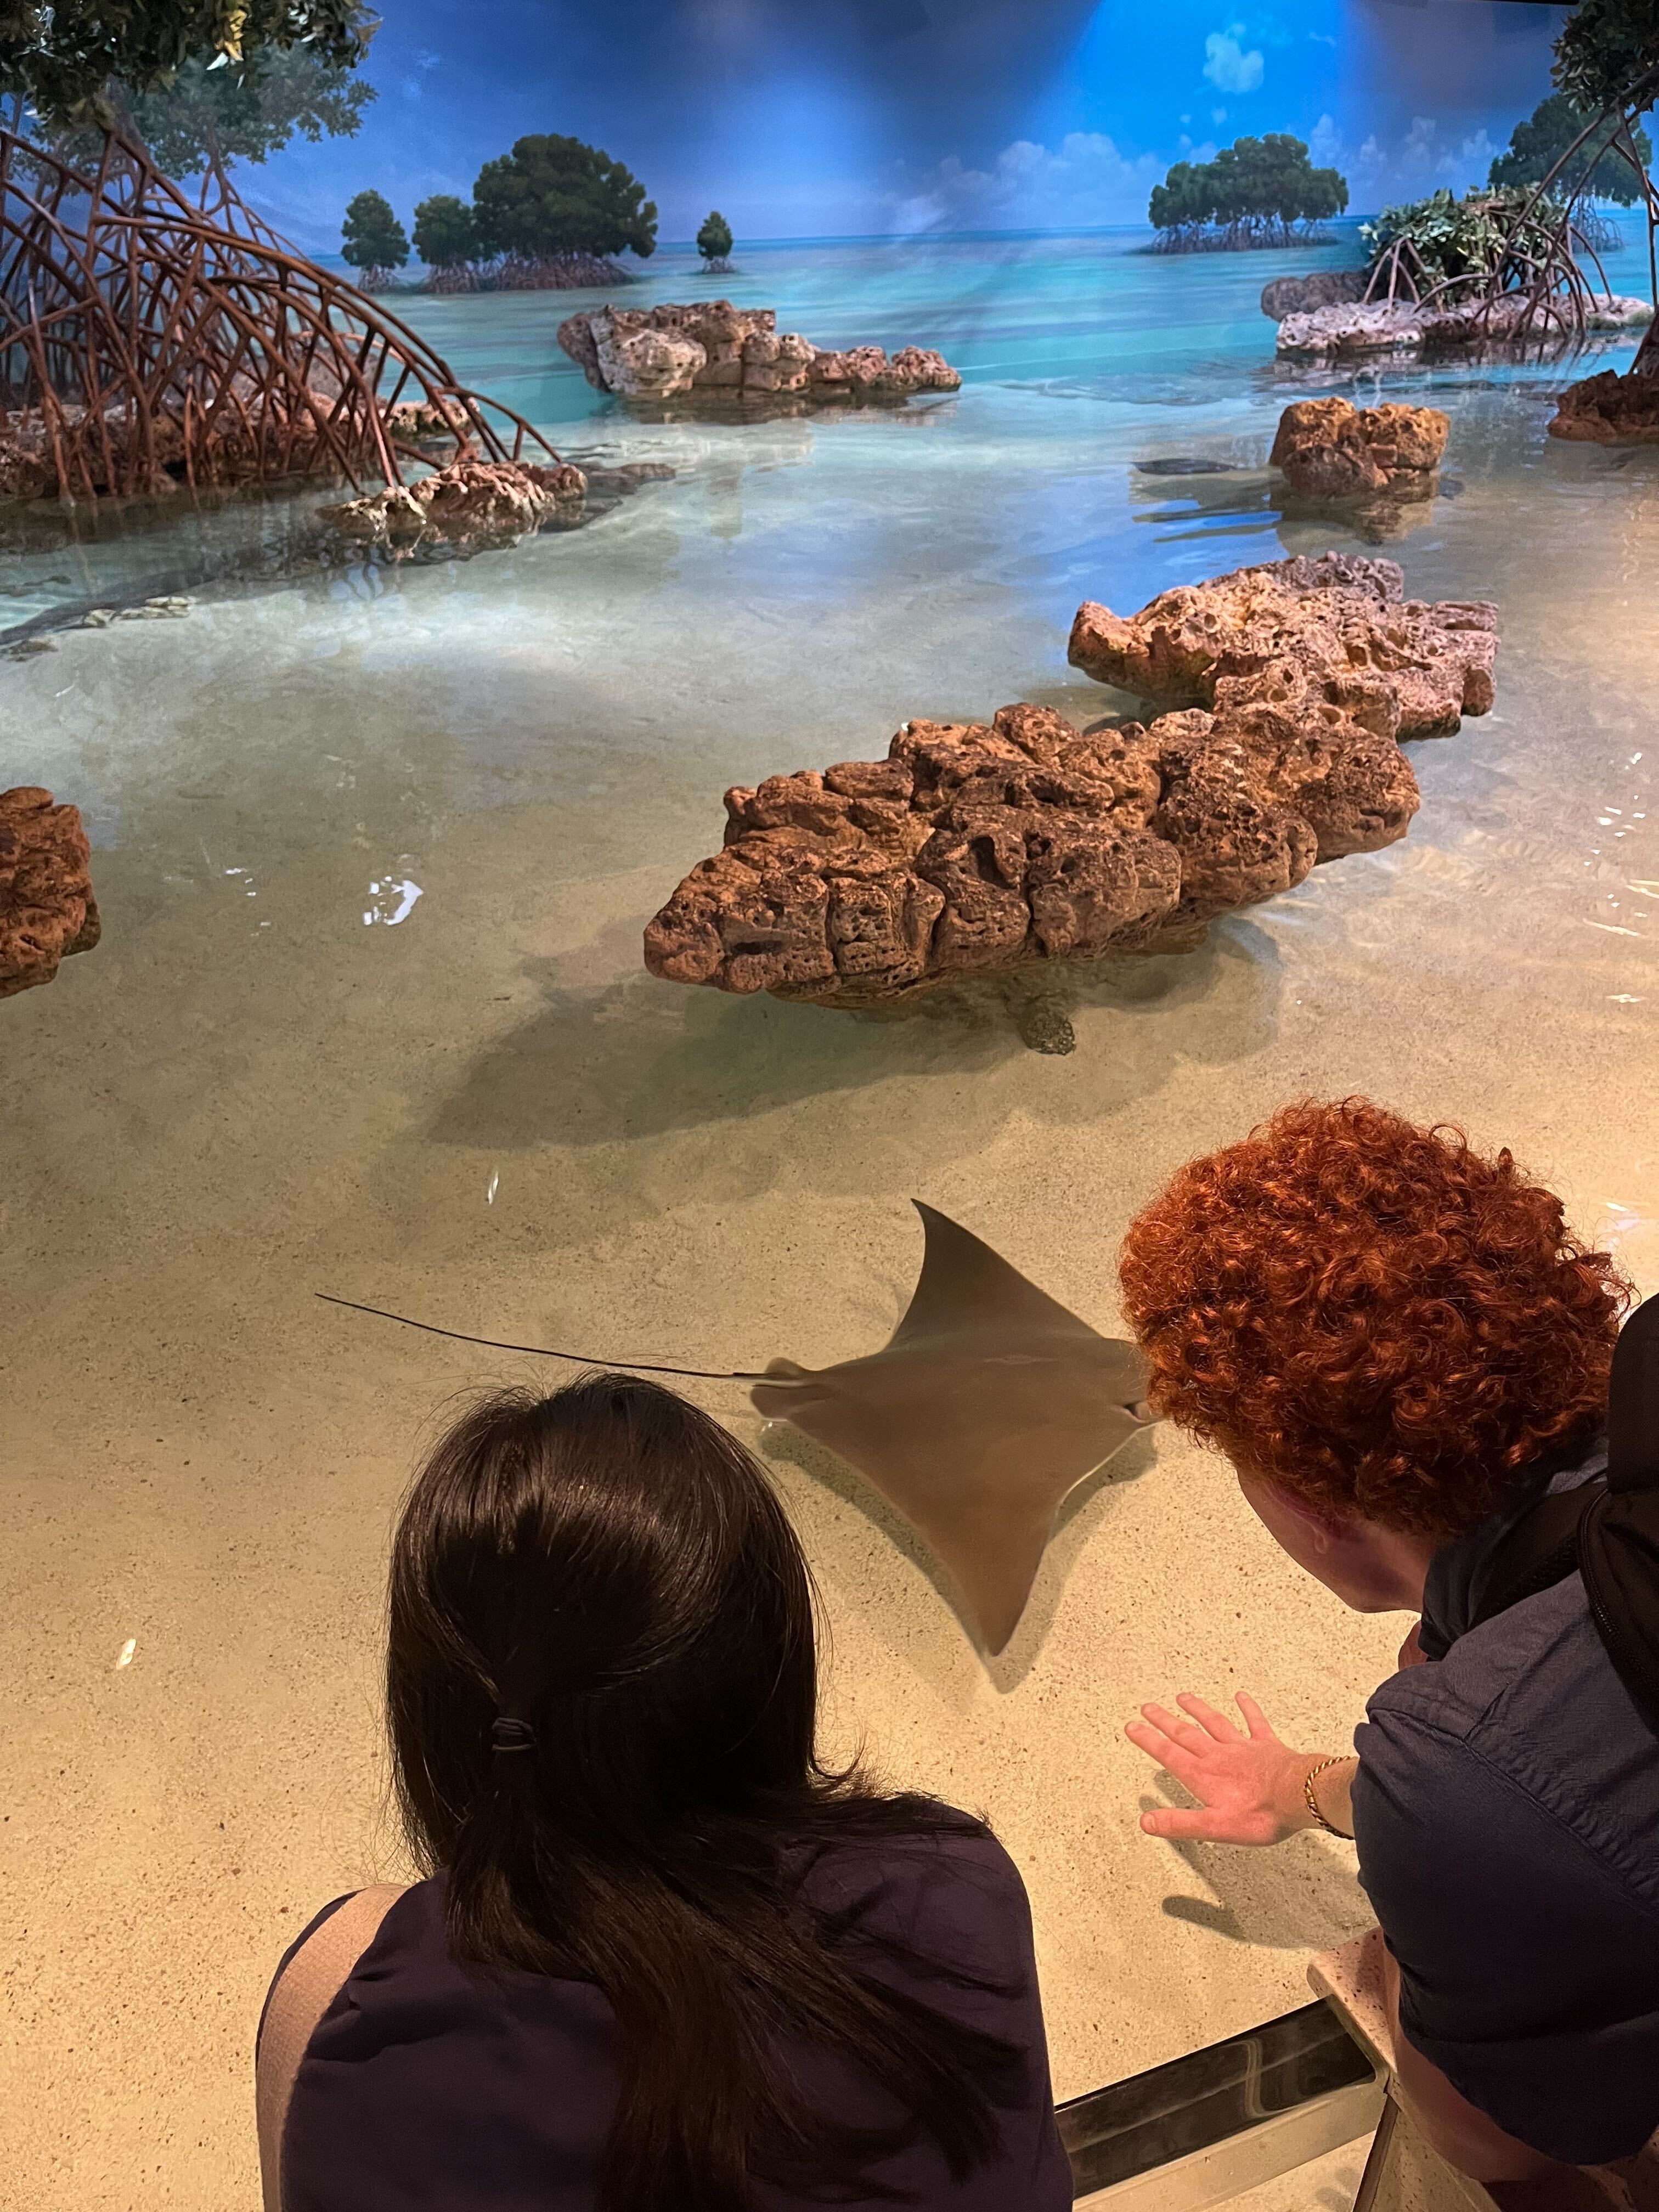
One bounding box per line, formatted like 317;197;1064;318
244;0;1574;250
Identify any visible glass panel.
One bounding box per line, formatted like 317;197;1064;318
5;2;1654;2202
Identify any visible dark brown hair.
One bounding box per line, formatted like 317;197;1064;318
386;1374;1023;2211
1119;1098;1630;1538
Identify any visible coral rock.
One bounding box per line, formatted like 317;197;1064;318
1548;368;1659;445
1275;292;1649;363
323;456;586;551
646;556;1492;1009
1587;296;1656;331
1276;299;1430;359
1;786;100;1000
645;652;1430;1007
558;301;960;407
1270;398;1448;501
1068;552;1497;738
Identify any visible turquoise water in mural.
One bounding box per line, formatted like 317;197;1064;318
1;217;1650;639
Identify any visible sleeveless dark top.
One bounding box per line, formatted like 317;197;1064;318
266;1826;1073;2210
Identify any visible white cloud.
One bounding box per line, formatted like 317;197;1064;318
1308;112;1502;212
887;131;1169;234
1212;105;1228;124
1203;26;1264;95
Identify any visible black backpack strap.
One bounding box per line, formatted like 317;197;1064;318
1470;1478;1605;1632
1579;1296;1659;1733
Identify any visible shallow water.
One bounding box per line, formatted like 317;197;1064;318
5;228;1659;2205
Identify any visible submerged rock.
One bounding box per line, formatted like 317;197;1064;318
1587;296;1656;331
644;676;1423;1008
382;398;471;443
323;456;587;553
1;785;100;999
1276;299;1429;359
1548;368;1659;444
1068;551;1497;738
1277;291;1652;361
1270;397;1448;501
1261;270;1369;322
558;301;961;408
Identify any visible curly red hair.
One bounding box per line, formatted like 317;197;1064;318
1119;1098;1630;1538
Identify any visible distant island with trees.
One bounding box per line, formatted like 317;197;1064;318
1149;134;1348;252
341;189;409;290
353;134;660;292
697;210;735;271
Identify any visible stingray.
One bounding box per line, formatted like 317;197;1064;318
320;1202;1155;1654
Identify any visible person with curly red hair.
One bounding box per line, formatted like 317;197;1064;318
1119;1099;1659;2191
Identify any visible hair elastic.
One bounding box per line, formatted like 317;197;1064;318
490;1716;537;1754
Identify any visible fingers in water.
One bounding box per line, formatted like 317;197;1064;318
1235;1689;1277;1741
1139;1807;1216;1841
1176;1691;1239;1741
1139;1701;1210;1750
1124;1719;1171;1758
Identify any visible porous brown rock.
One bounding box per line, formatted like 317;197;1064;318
557;301;961;407
323;456;586;551
1547;368;1659;445
1;786;100;999
1068;552;1498;739
643;670;1423;1007
1269;398;1448;501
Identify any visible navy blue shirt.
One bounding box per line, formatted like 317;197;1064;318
1353;1444;1659;2164
267;1827;1073;2211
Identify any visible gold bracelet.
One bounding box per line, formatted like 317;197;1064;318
1303;1755;1355;1840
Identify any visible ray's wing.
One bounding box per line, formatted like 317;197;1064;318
752;1201;1154;1654
887;1203;1149;1393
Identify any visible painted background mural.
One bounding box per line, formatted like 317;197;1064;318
242;0;1576;252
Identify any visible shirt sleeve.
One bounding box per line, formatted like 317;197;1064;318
1353;1705;1659;2164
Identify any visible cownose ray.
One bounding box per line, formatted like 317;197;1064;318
752;1205;1155;1652
318;1201;1155;1656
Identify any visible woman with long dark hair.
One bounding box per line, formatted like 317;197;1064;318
256;1375;1071;2212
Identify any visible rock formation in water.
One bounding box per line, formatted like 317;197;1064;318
1547;368;1659;444
1270;398;1448;501
645;556;1497;1009
558;301;961;407
1;786;100;999
1260;270;1369;321
1277;292;1652;361
1069;551;1498;738
324;455;588;552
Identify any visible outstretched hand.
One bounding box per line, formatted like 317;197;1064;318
1126;1691;1325;1847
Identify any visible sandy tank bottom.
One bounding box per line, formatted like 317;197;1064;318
3;376;1658;2209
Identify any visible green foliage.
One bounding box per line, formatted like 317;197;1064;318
1489;91;1651;204
340;188;407;275
1148;134;1347;247
1360;185;1551;285
696;208;733;263
471;133;657;262
1555;0;1659;120
101;46;373;177
0;0;376;129
413;193;478;269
